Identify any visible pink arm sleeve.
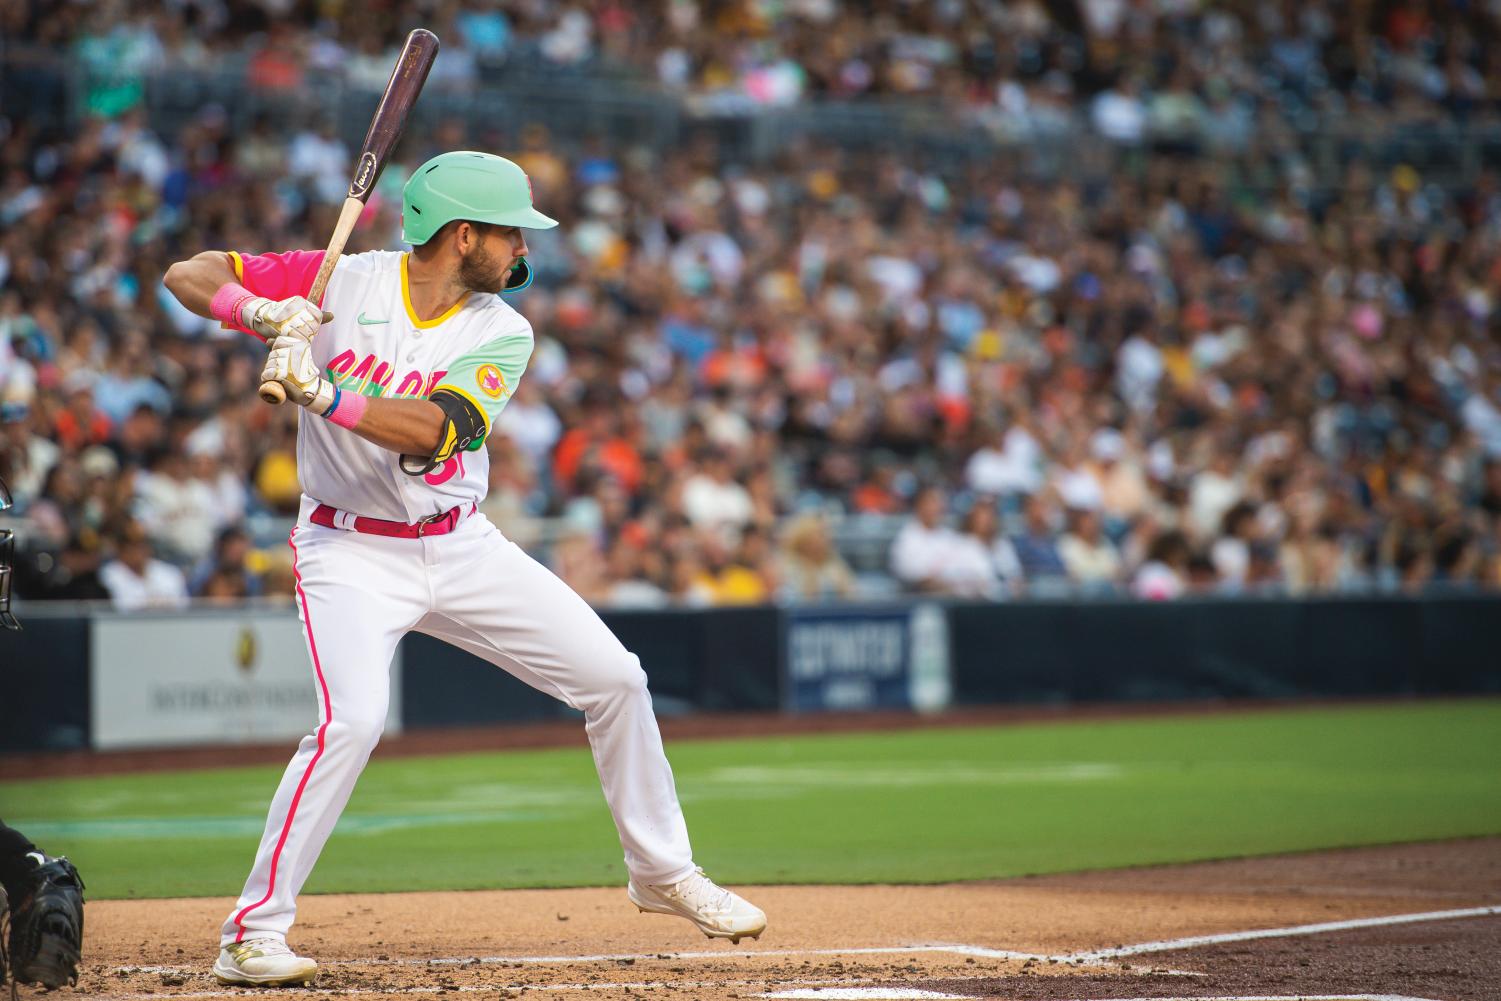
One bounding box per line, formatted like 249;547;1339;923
222;249;328;337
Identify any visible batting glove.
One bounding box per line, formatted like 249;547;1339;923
261;334;337;414
241;296;333;342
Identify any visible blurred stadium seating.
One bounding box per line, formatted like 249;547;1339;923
3;0;1501;612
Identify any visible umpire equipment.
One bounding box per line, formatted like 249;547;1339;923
0;474;17;631
1;852;85;995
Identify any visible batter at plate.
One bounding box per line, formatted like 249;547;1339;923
163;150;766;988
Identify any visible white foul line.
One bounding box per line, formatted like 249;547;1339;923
92;990;1452;1001
1050;996;1445;1001
761;991;967;1000
762;996;1447;1001
102;980;846;1000
114;945;1042;977
417;944;1049;966
106;903;1501;996
96;992;1449;1001
1063;904;1501;963
414;904;1500;970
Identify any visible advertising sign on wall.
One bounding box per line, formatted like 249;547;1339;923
91;610;402;750
783;603;950;713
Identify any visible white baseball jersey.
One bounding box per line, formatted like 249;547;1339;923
217;246;701;951
228;248;532;521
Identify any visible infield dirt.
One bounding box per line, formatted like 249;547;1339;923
77;836;1500;1001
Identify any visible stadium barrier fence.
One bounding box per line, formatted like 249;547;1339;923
3;596;1497;754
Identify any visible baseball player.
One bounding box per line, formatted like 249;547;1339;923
0;483;86;991
0;819;85;992
163;151;766;987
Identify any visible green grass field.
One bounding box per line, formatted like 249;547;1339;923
3;700;1499;900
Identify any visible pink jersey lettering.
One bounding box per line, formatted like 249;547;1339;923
424;450;465;486
370;361;394;395
394;370;425;397
327;349;359;377
345;353;376;389
329;350;434;401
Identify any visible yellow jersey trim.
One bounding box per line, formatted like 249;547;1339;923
401;253;470;329
221;252;248;333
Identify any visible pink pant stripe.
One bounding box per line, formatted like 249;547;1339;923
231;528;334;942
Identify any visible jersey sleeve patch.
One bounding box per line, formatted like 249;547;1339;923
475;364;508;399
431;326;534;438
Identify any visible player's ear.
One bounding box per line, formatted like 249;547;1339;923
446;220;472;254
459;220;490;252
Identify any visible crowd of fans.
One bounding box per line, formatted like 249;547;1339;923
10;0;1501;129
4;2;1501;610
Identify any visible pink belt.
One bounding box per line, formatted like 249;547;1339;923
310;502;475;539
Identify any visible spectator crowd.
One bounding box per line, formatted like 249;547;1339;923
14;0;1501;128
3;1;1501;610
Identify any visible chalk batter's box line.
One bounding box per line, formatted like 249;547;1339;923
765;994;1450;1001
108;902;1501;996
1047;996;1447;1001
95;980;945;1001
407;943;1196;975
405;901;1501;968
419;943;1047;964
92;989;1455;1001
1064;903;1501;963
765;995;1445;1001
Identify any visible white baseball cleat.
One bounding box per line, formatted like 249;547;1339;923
628;867;767;944
213;938;319;986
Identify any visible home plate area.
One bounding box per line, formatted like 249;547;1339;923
83;839;1500;1001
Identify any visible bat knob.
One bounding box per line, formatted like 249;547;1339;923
259;381;287;405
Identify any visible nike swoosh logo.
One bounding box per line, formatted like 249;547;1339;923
357;313;389;325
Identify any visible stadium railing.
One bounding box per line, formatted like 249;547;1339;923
5;46;1501;191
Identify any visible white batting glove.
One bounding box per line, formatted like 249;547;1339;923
261;334;337;414
241;295;333;342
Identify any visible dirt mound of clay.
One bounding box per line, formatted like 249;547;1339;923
77;837;1500;1000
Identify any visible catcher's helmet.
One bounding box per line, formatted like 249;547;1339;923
401;151;556;293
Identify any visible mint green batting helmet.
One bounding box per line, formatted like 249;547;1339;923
401;151;558;247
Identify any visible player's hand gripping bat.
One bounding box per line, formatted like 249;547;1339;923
260;28;440;405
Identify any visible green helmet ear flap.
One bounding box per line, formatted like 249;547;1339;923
501;257;534;294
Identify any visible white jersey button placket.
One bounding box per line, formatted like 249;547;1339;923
394;326;429;525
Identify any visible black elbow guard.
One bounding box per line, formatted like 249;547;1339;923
399;389;488;476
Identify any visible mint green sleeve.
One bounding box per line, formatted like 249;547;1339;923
430;329;533;445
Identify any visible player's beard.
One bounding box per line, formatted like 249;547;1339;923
457;242;512;295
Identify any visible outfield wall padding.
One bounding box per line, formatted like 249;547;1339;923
399;607;783;729
0;618;90;752
947;596;1501;704
3;596;1498;752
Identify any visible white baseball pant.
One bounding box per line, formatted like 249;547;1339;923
221;511;696;946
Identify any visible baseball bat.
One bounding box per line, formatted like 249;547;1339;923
260;28;441;405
